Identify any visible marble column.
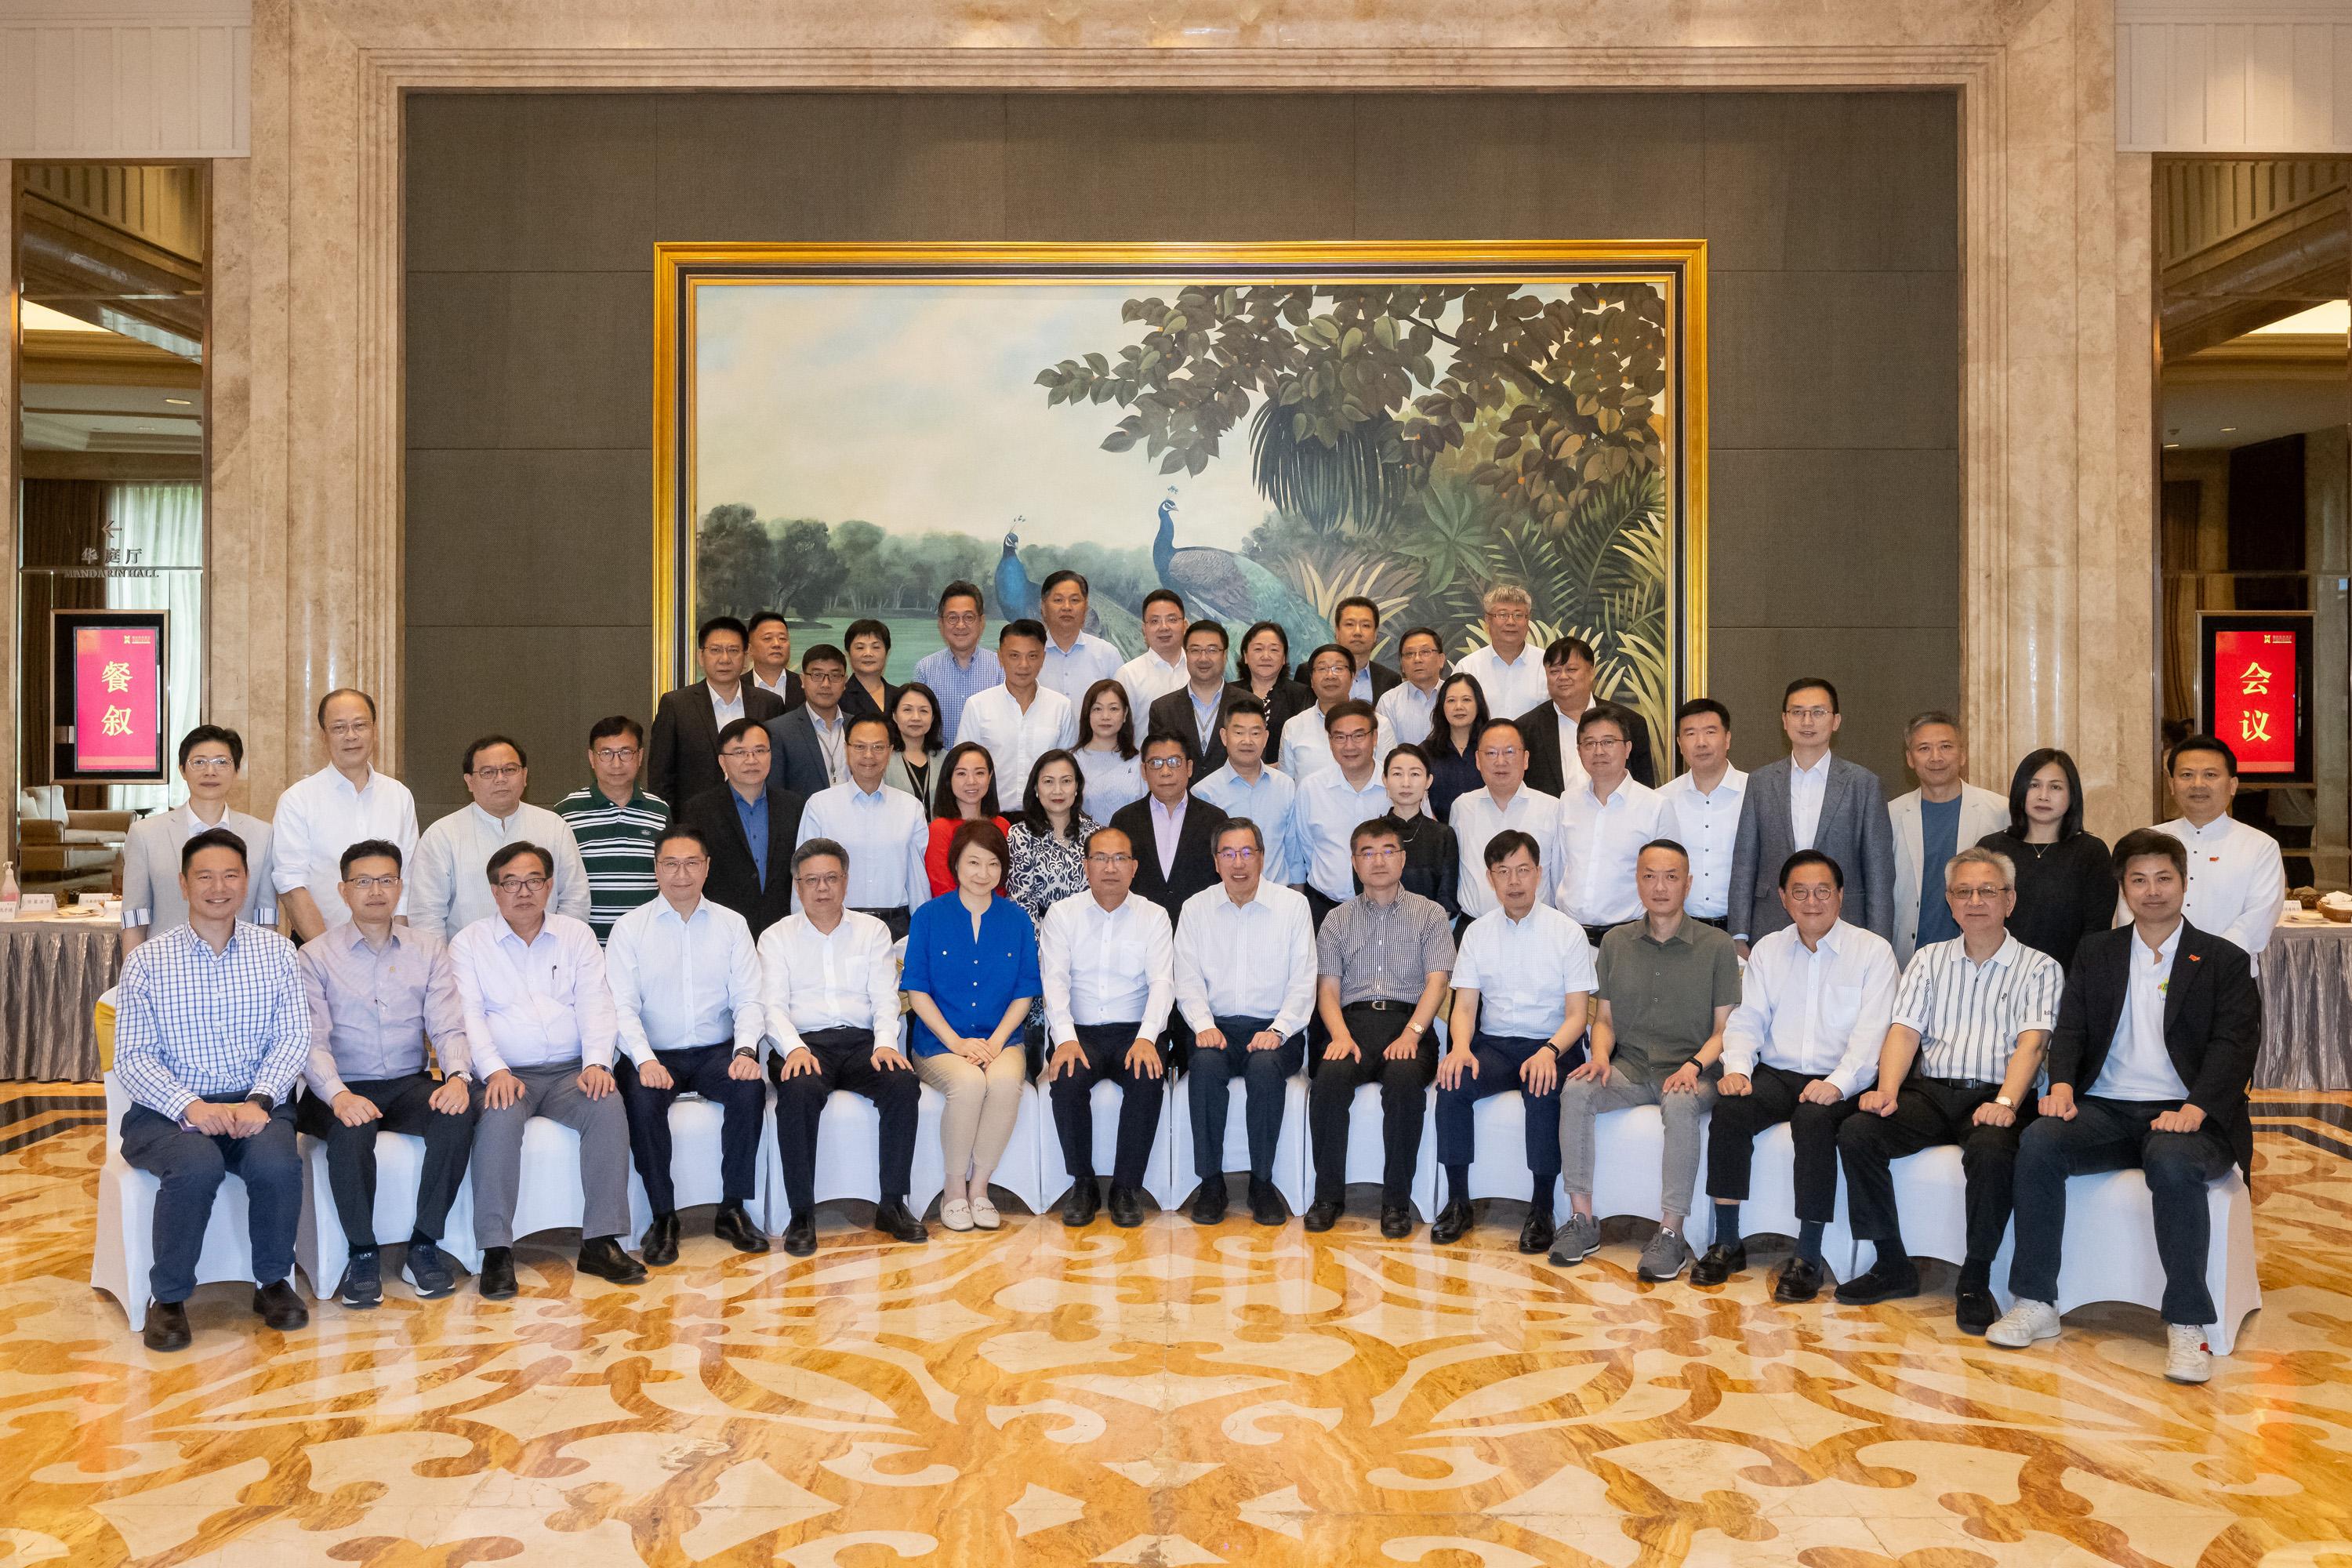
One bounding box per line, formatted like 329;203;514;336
2;156;15;858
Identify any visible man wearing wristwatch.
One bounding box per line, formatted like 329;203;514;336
111;826;312;1352
296;837;481;1310
1835;845;2063;1332
604;822;773;1267
1304;818;1456;1240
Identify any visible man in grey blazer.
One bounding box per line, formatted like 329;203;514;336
1726;677;1896;947
764;644;852;800
647;617;786;807
1887;710;2010;967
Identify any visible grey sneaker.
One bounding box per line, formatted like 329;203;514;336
2164;1323;2212;1384
1547;1211;1602;1266
1636;1225;1693;1283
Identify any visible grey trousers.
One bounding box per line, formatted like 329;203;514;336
1558;1058;1719;1218
468;1062;633;1248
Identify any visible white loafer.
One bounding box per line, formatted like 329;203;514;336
940;1199;974;1232
970;1197;1001;1230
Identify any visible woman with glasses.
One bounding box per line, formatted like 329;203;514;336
1976;747;2114;974
883;683;944;804
905;819;1040;1232
924;742;1012;897
1422;673;1492;826
122;724;278;953
1072;678;1146;820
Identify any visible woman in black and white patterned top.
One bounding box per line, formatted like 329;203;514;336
1005;749;1094;1050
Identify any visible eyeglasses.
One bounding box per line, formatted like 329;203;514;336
655;856;708;874
1479;746;1523;762
1356;845;1402;861
494;874;550;894
1577;735;1628;751
591;746;640;764
940;612;980;628
1949;885;2008;903
470;764;523;782
1214;846;1259;862
183;756;235;772
848;740;891;755
343;874;398;891
1086;851;1136;867
720;746;771;760
326;720;372;739
1143;757;1189;773
1785;885;1839;904
1784;706;1834;721
795;871;844;890
1328;728;1374;744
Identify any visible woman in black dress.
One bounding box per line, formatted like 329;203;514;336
1237;620;1315;758
1977;746;2114;973
1424;672;1492;826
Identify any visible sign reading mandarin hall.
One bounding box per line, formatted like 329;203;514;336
53;610;168;783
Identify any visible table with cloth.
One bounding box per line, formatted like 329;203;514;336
2254;913;2352;1091
0;911;120;1080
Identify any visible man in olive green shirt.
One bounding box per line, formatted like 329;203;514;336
1550;837;1741;1281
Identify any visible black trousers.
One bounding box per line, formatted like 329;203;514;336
1308;1004;1435;1204
1837;1075;2034;1261
616;1043;768;1214
296;1073;479;1248
771;1026;919;1213
119;1098;302;1303
1434;1033;1566;1182
1186;1014;1304;1185
1049;1019;1165;1189
1691;915;1730;931
1704;1061;1857;1224
854;906;911;943
2009;1097;2234;1324
1305;887;1342;930
1581;922;1617;951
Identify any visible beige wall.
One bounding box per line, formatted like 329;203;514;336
203;0;2160;839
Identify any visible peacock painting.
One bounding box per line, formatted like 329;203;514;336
996;526;1146;658
1150;494;1328;658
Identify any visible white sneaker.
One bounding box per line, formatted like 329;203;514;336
1984;1298;2062;1348
970;1197;1001;1230
2165;1323;2212;1384
940;1199;974;1232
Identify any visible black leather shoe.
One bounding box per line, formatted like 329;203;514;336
1834;1260;1922;1305
640;1212;681;1268
1955;1284;2000;1334
1517;1207;1556;1256
1107;1185;1145;1229
143;1300;191;1352
874;1197;929;1244
781;1211;818;1257
1249;1178;1288;1228
1773;1256;1826;1303
577;1236;648;1285
1062;1178;1101;1228
478;1247;518;1299
1691;1242;1748;1287
1302;1198;1342;1232
252;1278;309;1331
1189;1182;1228;1226
713;1202;771;1254
1380;1203;1414;1240
1431;1197;1474;1245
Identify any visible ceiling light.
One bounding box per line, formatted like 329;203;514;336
2221;426;2238;432
2164;442;2180;448
163;397;191;406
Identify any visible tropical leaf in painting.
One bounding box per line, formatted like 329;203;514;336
1283;550;1421;633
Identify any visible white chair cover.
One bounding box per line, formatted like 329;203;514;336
297;1126;485;1296
1036;1076;1181;1211
625;1091;779;1247
1337;1081;1440;1221
1167;1071;1311;1214
1585;1102;1713;1225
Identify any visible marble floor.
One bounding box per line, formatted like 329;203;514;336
4;1087;2351;1567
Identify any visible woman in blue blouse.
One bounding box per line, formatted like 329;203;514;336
905;818;1040;1232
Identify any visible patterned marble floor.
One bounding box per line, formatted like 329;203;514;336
3;1087;2351;1567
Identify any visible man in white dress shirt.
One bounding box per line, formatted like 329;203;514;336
1116;588;1190;720
1432;829;1595;1254
1195;698;1298;886
1655;698;1746;929
1040;826;1176;1229
605;823;770;1268
1375;626;1447;747
1691;850;1900;1302
1281;645;1397;782
760;837;927;1257
1889;711;2011;967
795;716;930;940
1175;818;1316;1227
449;842;645;1299
272;688;419;939
408;735;593;940
1287;699;1391;927
959;619;1079;794
1446;718;1563;930
2147;734;2288;975
1555;704;1665;949
1038;569;1126;706
1453;584;1547;718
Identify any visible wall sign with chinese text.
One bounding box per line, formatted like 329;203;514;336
2199;613;2312;783
50;610;169;783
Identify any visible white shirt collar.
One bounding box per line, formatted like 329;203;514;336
653;897;707;927
1792;752;1833;778
2139;918;2184;961
469;801;523;832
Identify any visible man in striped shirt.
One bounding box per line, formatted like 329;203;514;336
556;716;670;942
1835;844;2064;1331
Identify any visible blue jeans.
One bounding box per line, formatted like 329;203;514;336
1185;1015;1305;1185
118;1097;302;1304
1436;1033;1568;1185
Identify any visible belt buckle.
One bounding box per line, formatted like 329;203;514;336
1367;999;1392;1012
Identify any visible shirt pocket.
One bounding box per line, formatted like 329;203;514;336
1819;983;1865;1040
1111;939;1152;978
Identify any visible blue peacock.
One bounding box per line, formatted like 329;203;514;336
1150;493;1328;658
995;524;1145;657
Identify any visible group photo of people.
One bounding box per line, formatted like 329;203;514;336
111;574;2275;1388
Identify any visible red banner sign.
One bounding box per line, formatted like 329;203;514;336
2209;626;2299;776
71;623;164;775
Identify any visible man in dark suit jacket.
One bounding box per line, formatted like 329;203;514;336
1725;678;1896;945
1111;731;1230;925
1147;620;1249;775
1294;594;1400;705
1990;827;2262;1380
676;717;804;936
764;644;851;800
746;611;805;712
648;616;787;807
1515;637;1655;794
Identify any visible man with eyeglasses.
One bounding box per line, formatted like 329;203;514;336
795;715;930;942
1835;846;2060;1330
1280;645;1397;783
273;688;419;940
1175;818;1316;1227
1040;826;1177;1229
122;724;278;955
911;581;1001;746
1193;698;1298;885
1690;850;1899;1302
651;615;787;808
1454;584;1547;719
761;837;927;1255
1109;731;1229;926
1727;677;1896;952
1305;818;1456;1239
604;823;771;1267
1446;719;1563;939
296;838;480;1309
1147;619;1249;775
449;841;647;1298
676;717;805;938
408;735;592;942
1555;705;1665;950
1375;626;1449;747
556;716;670;942
1289;700;1392;929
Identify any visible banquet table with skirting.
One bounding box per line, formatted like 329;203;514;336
2255;916;2352;1092
0;914;120;1080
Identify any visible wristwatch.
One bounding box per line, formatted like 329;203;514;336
1403;1020;1425;1035
246;1092;274;1112
1994;1093;2015;1109
734;1046;758;1061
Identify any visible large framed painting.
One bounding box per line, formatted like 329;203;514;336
654;242;1708;743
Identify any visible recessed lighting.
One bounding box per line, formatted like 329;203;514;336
2221;426;2238;432
162;397;190;406
2164;442;2180;448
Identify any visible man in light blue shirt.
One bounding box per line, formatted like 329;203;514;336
1194;697;1299;885
910;580;1002;746
796;716;931;938
1037;568;1125;705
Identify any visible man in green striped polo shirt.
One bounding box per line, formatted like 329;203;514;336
556;716;670;942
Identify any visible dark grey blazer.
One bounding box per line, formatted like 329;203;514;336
763;706;838;801
1145;682;1250;775
648;681;786;808
1725;754;1897;943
